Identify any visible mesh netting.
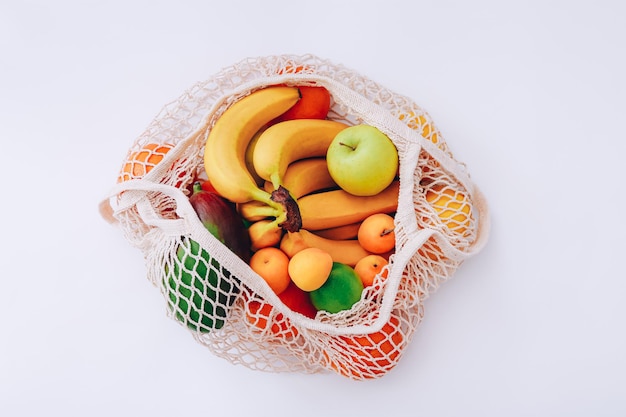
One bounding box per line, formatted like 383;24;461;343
99;54;489;380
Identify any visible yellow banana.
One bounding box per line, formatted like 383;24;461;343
313;221;362;240
240;155;335;222
263;157;337;199
203;86;301;205
280;229;371;267
244;126;269;187
252;119;349;190
237;200;280;222
298;181;400;231
279;230;309;258
248;219;283;251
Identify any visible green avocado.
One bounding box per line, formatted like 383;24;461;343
164;237;239;332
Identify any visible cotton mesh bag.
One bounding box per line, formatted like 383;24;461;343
99;54;490;380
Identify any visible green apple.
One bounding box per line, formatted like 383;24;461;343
309;262;364;314
326;124;399;196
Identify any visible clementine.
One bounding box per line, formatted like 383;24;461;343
331;315;405;378
425;183;472;237
117;142;174;183
274;86;331;122
398;111;442;149
244;299;298;339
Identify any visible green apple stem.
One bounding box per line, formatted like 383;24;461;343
339;142;356;151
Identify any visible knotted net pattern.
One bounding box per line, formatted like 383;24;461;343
100;54;489;380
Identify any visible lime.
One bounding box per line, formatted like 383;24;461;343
309;262;364;314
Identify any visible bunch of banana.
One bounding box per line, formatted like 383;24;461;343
203;86;302;232
203;84;400;266
238;157;335;222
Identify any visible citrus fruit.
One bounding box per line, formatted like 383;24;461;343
357;213;396;254
118;142;174;182
309;262;364;314
274;86;331;122
274;65;331;122
398;111;442;149
332;314;405;378
244;299;298;339
288;247;333;292
277;64;307;75
425;183;472;237
249;247;291;295
200;179;218;194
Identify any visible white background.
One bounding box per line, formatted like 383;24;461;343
1;0;625;416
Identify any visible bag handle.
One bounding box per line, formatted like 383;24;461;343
99;179;194;233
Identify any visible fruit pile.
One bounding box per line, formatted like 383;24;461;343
108;55;485;380
180;83;403;328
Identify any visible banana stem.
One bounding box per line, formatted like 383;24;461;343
248;184;302;233
239;201;280;222
269;172;282;192
250;187;282;211
270;185;302;233
250;205;279;218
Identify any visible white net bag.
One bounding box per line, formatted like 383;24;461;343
99;54;490;380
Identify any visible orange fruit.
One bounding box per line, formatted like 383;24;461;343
244;299;298;339
274;65;332;122
277;64;307;75
357;213;396;254
331;315;405;379
274;86;331;122
425;184;472;237
200;179;218;194
288;247;333;292
117;142;174;183
249;247;291;295
354;254;389;287
244;281;316;339
398;111;442;149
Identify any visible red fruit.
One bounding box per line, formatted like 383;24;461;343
200;179;218;194
189;182;252;263
274;86;331;122
278;281;318;319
